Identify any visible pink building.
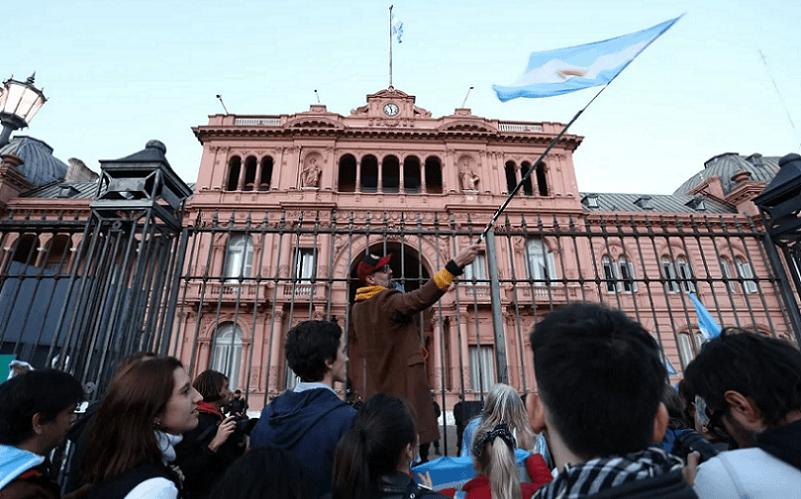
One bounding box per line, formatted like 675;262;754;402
0;87;796;411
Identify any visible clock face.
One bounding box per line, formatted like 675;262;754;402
383;103;399;116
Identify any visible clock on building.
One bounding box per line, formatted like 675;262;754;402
383;103;399;116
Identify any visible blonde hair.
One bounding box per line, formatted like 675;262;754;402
473;383;534;450
473;423;521;499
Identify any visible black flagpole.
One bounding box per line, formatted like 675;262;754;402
476;83;608;243
476;15;683;243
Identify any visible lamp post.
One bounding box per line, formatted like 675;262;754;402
0;73;47;148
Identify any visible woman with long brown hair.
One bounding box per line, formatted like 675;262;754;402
332;393;448;499
82;356;202;499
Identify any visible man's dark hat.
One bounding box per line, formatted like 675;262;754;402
357;253;392;283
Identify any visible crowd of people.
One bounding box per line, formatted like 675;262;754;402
1;247;800;498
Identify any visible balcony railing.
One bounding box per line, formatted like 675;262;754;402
234;118;280;126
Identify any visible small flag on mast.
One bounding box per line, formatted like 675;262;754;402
391;11;403;43
689;293;722;341
493;16;681;101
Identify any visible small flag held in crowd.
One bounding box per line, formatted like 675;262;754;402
493;16;681;101
391;11;403;44
689;293;722;341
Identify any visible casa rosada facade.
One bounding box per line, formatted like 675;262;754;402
0;87;793;409
176;87;791;408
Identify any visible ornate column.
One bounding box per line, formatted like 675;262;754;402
355;157;362;192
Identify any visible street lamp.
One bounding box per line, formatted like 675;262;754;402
0;73;47;148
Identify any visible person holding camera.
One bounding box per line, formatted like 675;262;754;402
174;369;246;499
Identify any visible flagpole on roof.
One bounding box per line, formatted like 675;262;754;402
389;5;393;87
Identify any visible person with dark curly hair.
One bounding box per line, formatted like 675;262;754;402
683;328;801;497
250;320;355;499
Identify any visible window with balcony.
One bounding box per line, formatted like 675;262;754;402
677;333;694;368
520;161;535;196
463;253;486;285
663;256;694;293
424;156;442;194
43;235;71;273
720;258;736;292
504;161;517;193
736;258;757;294
224;235;253;279
226;156;241;191
295;249;315;283
403;156;421;193
211;322;243;389
469;345;495;393
602;255;636;293
337;154;357;192
678;257;695;293
536;162;548;196
525;239;556;285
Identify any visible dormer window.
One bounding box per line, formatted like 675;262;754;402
582;193;600;210
685;197;706;211
634;196;653;210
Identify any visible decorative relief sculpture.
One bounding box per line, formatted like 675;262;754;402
459;159;480;191
301;157;321;187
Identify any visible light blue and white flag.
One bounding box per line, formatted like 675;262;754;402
689;293;722;341
391;12;403;44
493;16;681;102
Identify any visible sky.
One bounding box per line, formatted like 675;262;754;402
5;0;800;195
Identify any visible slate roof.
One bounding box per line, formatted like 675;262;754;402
0;136;68;186
673;152;780;196
20;180;99;199
580;192;734;214
20;181;197;200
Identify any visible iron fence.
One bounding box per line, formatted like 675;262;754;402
1;207;798;455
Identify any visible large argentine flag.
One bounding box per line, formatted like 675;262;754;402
493;16;681;101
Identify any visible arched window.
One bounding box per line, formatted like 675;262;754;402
424;156;442;193
504;161;517;193
677;333;694;367
11;235;39;265
226;156;242;191
536;162;548;196
736;258;757;294
720;258;736;292
520;161;534;196
469;345;495;393
243;156;257;191
361;155;378;192
678;257;695;293
224;235;253;279
211;323;243;390
338;154;357;192
403;156;421;193
463;252;486;285
382;155;400;193
525;239;556;285
43;235;71;273
663;256;694;293
602;255;636;293
259;156;273;191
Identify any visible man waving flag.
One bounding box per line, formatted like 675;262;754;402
493;16;681;101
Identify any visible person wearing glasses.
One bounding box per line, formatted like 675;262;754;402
683;329;801;498
348;243;480;456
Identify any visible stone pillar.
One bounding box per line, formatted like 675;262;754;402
355;158;362;192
